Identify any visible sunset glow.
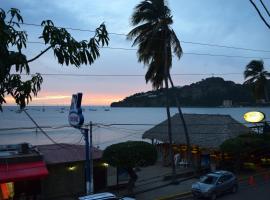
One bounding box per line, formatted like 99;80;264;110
5;93;124;106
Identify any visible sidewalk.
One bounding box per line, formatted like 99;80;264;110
116;161;197;200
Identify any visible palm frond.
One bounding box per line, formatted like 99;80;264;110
244;69;259;79
262;71;270;78
170;29;182;59
128;0;181;89
132;1;157;25
246;60;264;73
243;77;256;85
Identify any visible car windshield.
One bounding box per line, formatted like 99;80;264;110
200;175;218;185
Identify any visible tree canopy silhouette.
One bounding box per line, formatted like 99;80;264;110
244;60;270;101
0;8;109;111
103;141;157;193
127;0;191;180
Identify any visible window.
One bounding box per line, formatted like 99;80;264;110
200;175;218;184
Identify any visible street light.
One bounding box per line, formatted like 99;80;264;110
243;111;268;134
243;111;265;123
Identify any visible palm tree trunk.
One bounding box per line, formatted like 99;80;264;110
164;31;176;183
168;74;193;170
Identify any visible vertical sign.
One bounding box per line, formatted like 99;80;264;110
68;93;84;127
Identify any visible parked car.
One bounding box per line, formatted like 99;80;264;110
78;192;135;200
191;170;238;200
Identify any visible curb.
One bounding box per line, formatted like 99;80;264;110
156;191;192;200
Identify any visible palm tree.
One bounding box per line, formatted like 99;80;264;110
244;60;270;102
128;0;192;181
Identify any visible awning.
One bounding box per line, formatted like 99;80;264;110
0;161;48;183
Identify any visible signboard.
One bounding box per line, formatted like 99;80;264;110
68;93;84;127
243;111;265;123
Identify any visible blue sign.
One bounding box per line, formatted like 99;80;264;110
68;93;84;127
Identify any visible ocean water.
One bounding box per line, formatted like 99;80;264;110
0;106;270;149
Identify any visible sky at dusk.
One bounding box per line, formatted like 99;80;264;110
2;0;270;106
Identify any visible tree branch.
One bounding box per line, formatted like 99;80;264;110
260;0;270;17
249;0;270;29
27;46;52;63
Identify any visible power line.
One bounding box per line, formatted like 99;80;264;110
100;47;270;59
20;21;270;53
16;72;243;77
1;120;268;134
22;109;65;145
21;109;88;151
25;41;270;60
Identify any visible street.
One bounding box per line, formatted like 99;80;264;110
178;181;270;200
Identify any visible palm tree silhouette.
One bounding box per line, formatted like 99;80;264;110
244;60;270;102
128;0;192;182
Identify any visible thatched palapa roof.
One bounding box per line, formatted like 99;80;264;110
142;113;250;148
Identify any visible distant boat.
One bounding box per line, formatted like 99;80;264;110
59;107;65;113
42;106;45;112
104;108;110;111
89;108;97;111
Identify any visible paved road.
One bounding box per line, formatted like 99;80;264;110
178;181;270;200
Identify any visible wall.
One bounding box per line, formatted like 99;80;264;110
41;161;85;200
40;160;107;200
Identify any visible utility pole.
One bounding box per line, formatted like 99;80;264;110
82;128;91;194
68;93;94;194
89;121;94;193
81;124;94;195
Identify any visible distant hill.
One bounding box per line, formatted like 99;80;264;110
111;77;270;107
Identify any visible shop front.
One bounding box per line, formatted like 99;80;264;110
0;144;48;200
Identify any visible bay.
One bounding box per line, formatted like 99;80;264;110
0;106;270;149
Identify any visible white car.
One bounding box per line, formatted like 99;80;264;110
79;192;135;200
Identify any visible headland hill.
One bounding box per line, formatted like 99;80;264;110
110;77;270;107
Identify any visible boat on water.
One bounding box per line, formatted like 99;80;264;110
89;108;97;111
104;108;110;111
59;107;65;113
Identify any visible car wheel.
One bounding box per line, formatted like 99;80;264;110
231;185;238;193
210;193;217;200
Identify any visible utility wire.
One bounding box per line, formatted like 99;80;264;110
22;109;66;146
25;41;270;60
1;120;268;132
95;121;260;126
18;22;270;53
22;109;85;150
16;72;243;77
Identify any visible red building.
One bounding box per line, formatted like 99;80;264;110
0;143;107;200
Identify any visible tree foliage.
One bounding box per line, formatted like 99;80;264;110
103;141;157;193
103;141;157;168
0;8;109;111
244;60;270;101
220;134;270;158
127;0;182;89
220;133;270;171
